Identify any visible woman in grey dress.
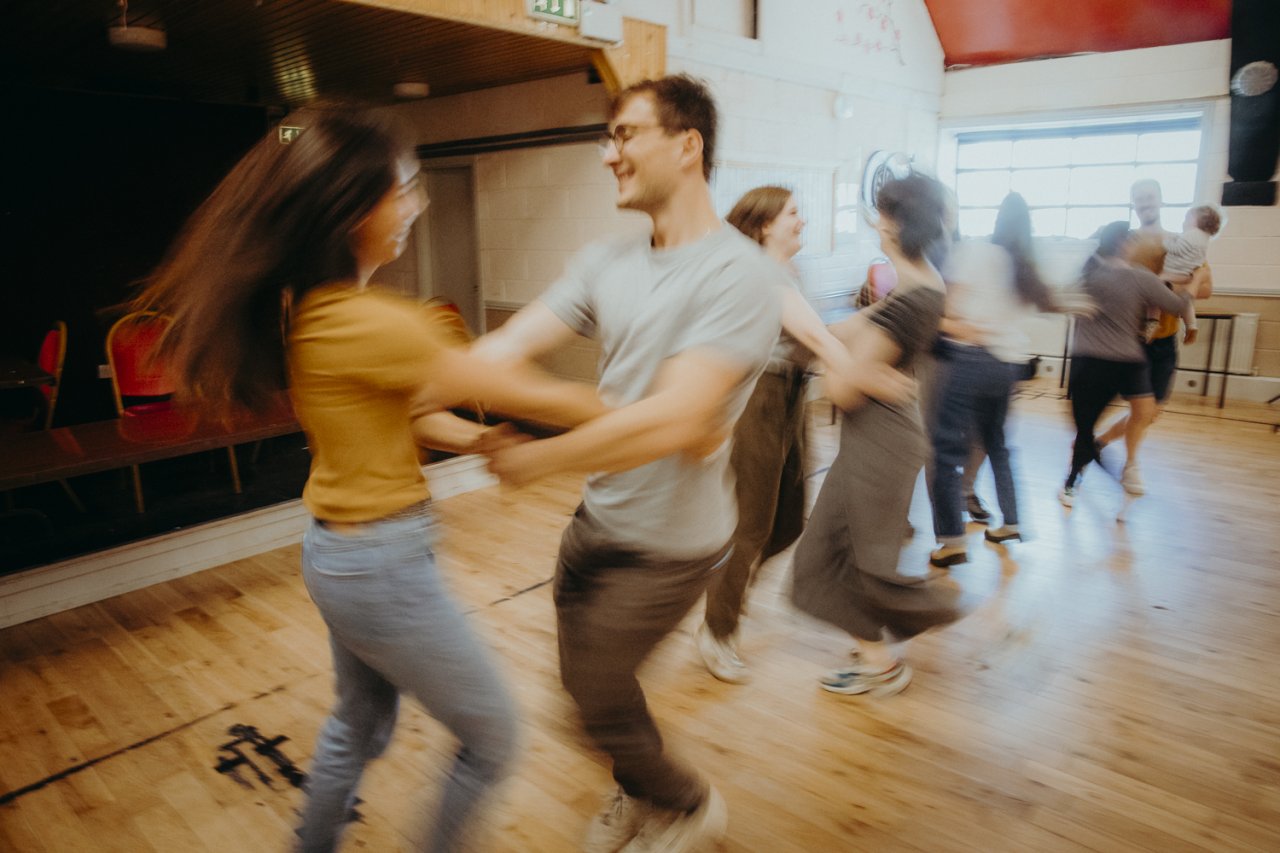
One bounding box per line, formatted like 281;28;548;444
790;173;962;697
697;186;911;684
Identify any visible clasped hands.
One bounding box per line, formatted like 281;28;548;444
469;422;545;488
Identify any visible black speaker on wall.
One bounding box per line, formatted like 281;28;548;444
1223;0;1280;206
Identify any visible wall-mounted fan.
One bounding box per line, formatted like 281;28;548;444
860;150;912;226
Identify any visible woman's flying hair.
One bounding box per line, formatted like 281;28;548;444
136;105;411;412
992;192;1056;311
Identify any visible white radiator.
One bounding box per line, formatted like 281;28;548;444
1183;312;1259;375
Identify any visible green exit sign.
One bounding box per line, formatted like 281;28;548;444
528;0;579;26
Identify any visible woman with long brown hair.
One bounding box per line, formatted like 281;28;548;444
695;185;910;683
928;191;1056;566
139;106;603;851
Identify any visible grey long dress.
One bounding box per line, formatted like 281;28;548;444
790;284;962;641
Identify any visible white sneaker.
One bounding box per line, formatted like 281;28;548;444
621;786;727;853
1059;483;1077;507
819;662;913;697
1121;463;1145;496
695;623;749;684
585;787;651;853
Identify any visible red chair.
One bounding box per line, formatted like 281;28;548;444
36;320;68;431
106;311;241;512
2;321;84;513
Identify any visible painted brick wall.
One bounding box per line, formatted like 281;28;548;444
941;39;1280;380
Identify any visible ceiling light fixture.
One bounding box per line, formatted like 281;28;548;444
392;81;431;99
108;0;167;52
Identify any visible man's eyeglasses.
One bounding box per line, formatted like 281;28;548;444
597;124;666;155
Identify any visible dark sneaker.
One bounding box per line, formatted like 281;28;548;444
965;494;992;524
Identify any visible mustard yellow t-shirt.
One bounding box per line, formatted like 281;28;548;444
287;284;454;522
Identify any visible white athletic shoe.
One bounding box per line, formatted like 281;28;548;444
819;662;913;697
695;623;750;684
1121;463;1146;496
585;787;651;853
621;786;727;853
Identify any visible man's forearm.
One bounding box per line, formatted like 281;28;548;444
501;391;721;481
479;363;607;428
418;346;607;430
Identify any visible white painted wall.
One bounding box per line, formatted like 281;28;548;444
941;41;1231;117
941;39;1280;299
939;38;1280;381
657;0;945;295
389;0;946;314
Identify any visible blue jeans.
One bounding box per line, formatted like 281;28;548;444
931;343;1020;542
297;506;517;852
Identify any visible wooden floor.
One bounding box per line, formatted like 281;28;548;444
2;385;1278;852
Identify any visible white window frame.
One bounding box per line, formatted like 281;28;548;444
938;104;1214;241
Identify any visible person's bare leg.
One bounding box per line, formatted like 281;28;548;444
1097;413;1128;449
1123;396;1156;465
1119;396;1156;496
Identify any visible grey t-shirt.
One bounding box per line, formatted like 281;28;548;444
764;273;810;375
540;225;784;558
1074;259;1190;362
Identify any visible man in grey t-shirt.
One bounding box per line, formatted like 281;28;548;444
474;75;781;851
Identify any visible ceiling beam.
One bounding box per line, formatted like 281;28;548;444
344;0;666;92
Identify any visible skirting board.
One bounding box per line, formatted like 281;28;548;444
0;454;498;630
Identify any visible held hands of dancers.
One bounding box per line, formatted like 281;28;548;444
820;359;916;411
778;286;914;406
1053;289;1098;317
857;362;916;405
484;434;551;488
471;422;531;457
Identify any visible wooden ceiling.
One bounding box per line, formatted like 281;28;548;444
923;0;1232;68
3;2;1235;101
1;0;599;106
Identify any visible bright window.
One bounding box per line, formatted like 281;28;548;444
952;115;1204;239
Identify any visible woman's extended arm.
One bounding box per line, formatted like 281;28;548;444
413;345;608;429
780;286;913;409
823;311;908;412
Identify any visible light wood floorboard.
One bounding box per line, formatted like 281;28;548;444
1;385;1278;851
